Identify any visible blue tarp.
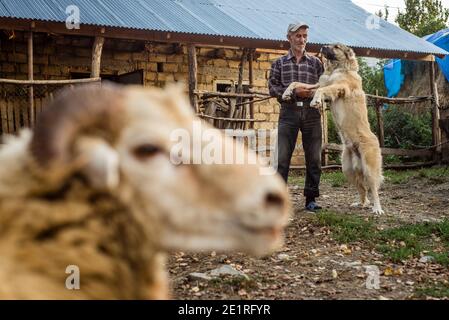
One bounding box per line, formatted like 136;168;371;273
384;28;449;98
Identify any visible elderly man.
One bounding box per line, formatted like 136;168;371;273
268;22;324;212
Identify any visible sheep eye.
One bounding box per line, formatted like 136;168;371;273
133;144;162;160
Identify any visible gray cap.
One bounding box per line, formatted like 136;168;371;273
287;22;309;34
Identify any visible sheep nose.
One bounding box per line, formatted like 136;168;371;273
264;191;286;211
265;192;284;207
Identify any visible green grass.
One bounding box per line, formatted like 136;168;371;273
383;170;417;185
313;211;449;265
322;171;347;187
289;171;347;188
315;211;376;243
415;282;449;299
288;175;304;186
289;167;449;188
377;220;449;264
384;167;449;185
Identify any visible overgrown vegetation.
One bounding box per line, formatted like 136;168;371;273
382;107;432;150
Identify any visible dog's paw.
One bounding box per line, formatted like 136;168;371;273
311;91;323;108
372;206;384;215
310;98;322;109
362;200;371;208
282;88;293;101
282;83;297;101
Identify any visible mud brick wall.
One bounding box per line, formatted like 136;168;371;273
0;30;306;165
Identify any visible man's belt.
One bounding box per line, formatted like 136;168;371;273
282;100;312;108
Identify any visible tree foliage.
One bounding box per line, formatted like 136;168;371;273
396;0;449;37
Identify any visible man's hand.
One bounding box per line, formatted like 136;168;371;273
294;87;315;98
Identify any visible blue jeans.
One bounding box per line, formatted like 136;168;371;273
277;102;322;198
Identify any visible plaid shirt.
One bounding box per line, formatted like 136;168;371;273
268;50;324;103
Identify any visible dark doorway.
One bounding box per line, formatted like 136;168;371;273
71;70;144;85
114;70;144;85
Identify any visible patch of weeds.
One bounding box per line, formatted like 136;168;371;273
313;211;449;266
383;155;402;164
315;210;376;243
415;282;449;299
417;168;449;185
322;171;347;187
384;167;449;185
383;170;416;185
376;243;424;262
418;167;449;179
289;171;347;188
427;252;449;266
377;220;449;265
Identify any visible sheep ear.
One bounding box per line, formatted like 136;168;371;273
164;81;195;116
75;137;120;191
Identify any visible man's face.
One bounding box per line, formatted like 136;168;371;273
288;27;308;53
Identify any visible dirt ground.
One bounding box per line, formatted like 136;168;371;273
168;168;449;300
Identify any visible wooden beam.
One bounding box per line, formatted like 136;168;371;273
27;30;34;128
430;60;442;159
0;78;101;85
0;18;444;61
375;100;385;148
195;91;270;99
366;94;433;105
234;48;248;129
187;44;199;113
325;143;433;158
198;114;263;122
291;161;437;170
248;49;255;130
91;36;105;78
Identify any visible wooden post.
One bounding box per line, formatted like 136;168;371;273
187;44;199;113
429;59;442;160
248;49;255;130
233;48;248;129
28;31;34;128
91;36;105;79
375;101;385;148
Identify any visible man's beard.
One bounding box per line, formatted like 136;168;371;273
294;44;306;53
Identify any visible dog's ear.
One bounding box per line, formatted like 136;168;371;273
316;52;326;65
343;47;356;60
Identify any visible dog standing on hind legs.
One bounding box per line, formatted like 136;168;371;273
308;44;384;215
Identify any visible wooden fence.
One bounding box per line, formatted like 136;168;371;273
0;78;101;135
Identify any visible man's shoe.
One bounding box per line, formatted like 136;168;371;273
305;201;322;212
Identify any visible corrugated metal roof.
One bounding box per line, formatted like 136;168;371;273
0;0;447;56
